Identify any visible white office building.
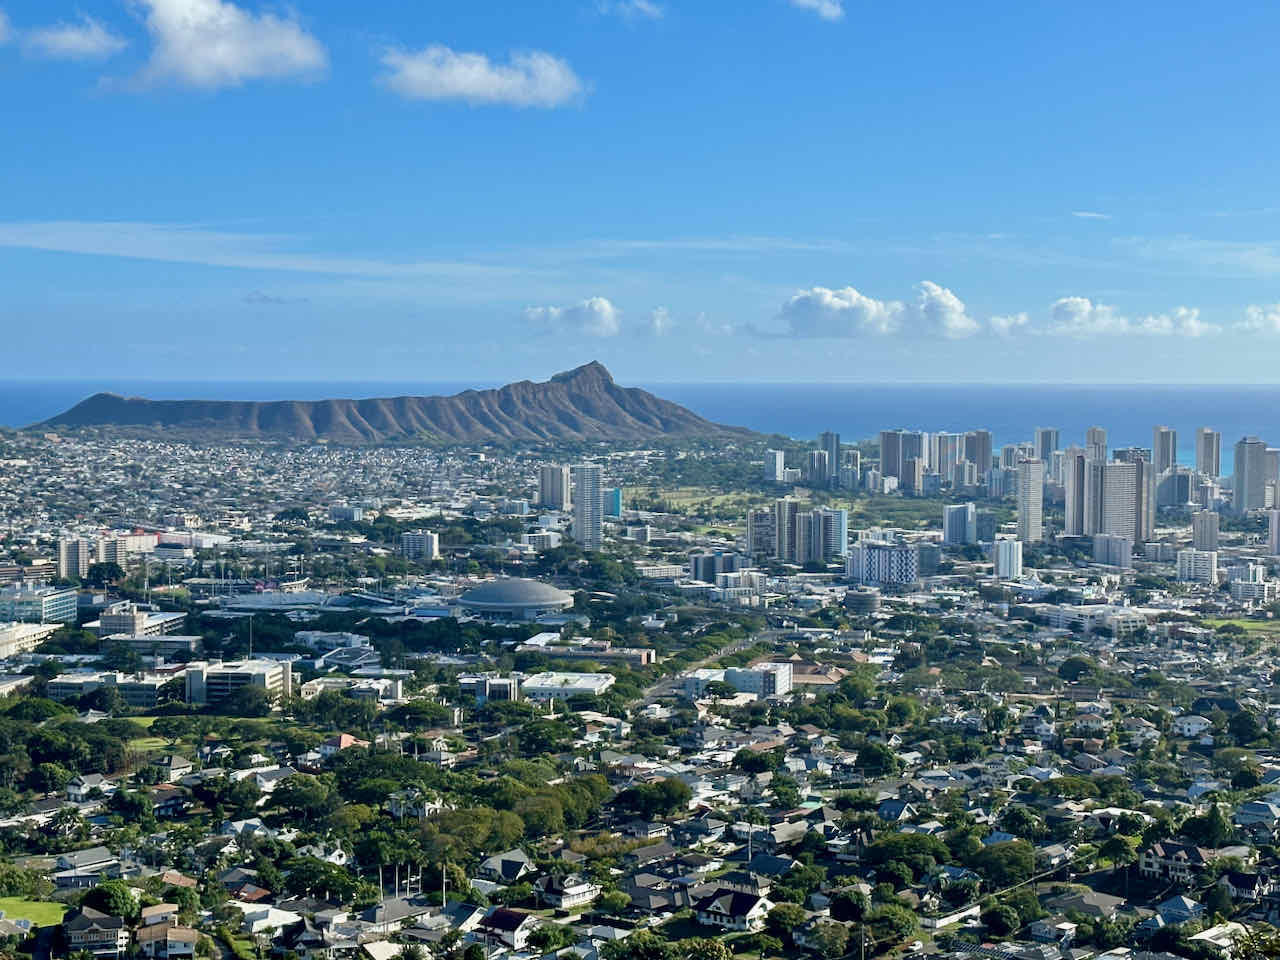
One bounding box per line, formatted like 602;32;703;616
1017;459;1044;543
1177;549;1218;584
992;538;1023;579
764;449;786;484
538;465;571;510
401;530;440;562
1092;533;1132;568
847;541;919;587
58;538;94;580
521;671;616;701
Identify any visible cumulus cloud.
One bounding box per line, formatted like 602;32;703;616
525;297;620;337
381;45;583;108
134;0;326;89
25;16;127;59
1050;297;1217;337
990;312;1030;336
1239;303;1280;333
916;280;979;338
778;281;978;339
599;0;664;19
790;0;844;21
778;286;904;337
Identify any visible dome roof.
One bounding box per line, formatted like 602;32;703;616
459;578;573;608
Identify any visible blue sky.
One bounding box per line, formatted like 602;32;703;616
3;0;1280;383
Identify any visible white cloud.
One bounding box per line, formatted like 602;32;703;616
789;0;844;21
134;0;326;89
599;0;664;20
779;286;905;337
1048;296;1128;336
1239;303;1280;334
381;45;583;108
778;281;978;338
1050;297;1217;337
1071;211;1111;220
525;297;621;337
25;16;127;60
990;312;1030;336
646;306;673;335
916;280;979;338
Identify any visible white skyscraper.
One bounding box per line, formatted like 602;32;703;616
1270;510;1280;557
401;530;440;562
1153;426;1177;475
1016;459;1044;543
571;464;603;551
942;503;977;545
992;538;1023;579
538;465;571;509
1196;428;1221;478
764;449;786;483
1177;549;1218;584
1101;461;1137;541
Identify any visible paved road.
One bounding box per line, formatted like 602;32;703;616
639;636;755;704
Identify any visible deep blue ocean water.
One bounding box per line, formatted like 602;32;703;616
2;379;1278;466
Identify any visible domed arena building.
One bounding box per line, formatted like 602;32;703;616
457;578;575;622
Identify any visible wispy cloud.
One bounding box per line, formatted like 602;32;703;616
598;0;664;20
380;45;584;108
789;0;844;21
0;220;535;282
24;16;127;60
0;10;11;46
133;0;326;88
1118;234;1280;278
1071;210;1111;220
244;290;308;305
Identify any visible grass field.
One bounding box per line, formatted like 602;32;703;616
0;897;67;926
1204;618;1280;633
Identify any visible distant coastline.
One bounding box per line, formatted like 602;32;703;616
3;379;1278;462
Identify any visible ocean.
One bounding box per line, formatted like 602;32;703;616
2;379;1278;465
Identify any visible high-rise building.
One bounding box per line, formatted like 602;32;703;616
1016;459;1044;543
1034;428;1060;464
1192;510;1219;552
933;432;964;481
942;503;977;545
902;456;926;497
794;511;825;565
991;538;1023;579
964;430;993;473
401;530;440;562
1234;437;1269;514
571;464;603;551
1177;549;1218;584
1135;459;1158;543
1062;448;1091;537
1270;510;1280;556
819;432;841;485
839;451;862;489
746;509;775;558
806;450;831;487
603;487;623;517
1101;461;1137;541
1113;446;1151;465
538;465;571;509
1085;426;1107;463
1196;428;1221;478
57;538;93;580
774;498;800;562
1092;533;1132;568
820;508;849;558
1153;426;1178;475
879;430;904;480
903;431;928;471
847;540;920;587
764;449;786;484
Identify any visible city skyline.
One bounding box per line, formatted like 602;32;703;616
5;2;1280;380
